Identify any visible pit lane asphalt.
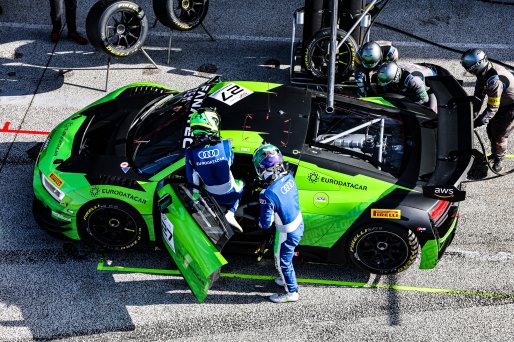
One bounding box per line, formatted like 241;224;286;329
1;0;514;341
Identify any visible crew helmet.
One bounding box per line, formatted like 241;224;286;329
461;49;489;75
377;62;402;86
190;108;220;137
358;41;383;69
252;144;285;180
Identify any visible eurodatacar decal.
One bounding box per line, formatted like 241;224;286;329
90;186;147;204
307;171;367;191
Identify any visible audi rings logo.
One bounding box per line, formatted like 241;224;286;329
280;180;295;194
198;149;220;159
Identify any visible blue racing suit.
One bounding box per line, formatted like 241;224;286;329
185;139;244;212
259;173;304;293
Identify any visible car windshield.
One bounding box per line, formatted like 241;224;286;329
129;92;189;177
314;102;406;176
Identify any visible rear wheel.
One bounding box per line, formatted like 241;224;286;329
153;0;209;31
304;28;357;81
78;199;146;250
347;223;419;274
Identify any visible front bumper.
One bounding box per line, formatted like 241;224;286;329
33;170;79;240
32;196;72;233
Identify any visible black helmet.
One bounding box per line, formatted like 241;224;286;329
377;62;402;86
358;41;382;69
461;49;489;75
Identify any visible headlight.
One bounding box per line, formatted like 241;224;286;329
41;173;65;202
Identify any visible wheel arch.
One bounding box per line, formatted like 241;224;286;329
327;204;435;265
76;197;149;249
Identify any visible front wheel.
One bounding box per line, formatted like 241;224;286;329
304;28;357;81
77;199;146;250
347;223;419;274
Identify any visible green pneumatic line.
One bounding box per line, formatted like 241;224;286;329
97;259;514;300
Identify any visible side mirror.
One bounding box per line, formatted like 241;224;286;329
158;193;173;213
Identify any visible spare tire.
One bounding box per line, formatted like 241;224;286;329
304;28;357;82
153;0;209;31
86;0;149;57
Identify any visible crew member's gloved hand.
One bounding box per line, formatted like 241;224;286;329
192;191;200;202
473;114;489;128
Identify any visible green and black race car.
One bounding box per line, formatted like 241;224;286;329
33;74;474;302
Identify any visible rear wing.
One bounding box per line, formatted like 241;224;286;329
423;76;474;202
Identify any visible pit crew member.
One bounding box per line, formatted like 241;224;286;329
253;144;304;303
461;48;514;172
354;41;399;97
185;108;244;232
376;62;437;112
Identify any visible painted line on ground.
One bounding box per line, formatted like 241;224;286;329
97;260;514;299
0;21;512;49
0;122;49;135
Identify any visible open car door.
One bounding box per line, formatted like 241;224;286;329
157;182;234;303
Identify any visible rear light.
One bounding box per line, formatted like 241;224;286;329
429;200;450;223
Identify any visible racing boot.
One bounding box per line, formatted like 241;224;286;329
274;277;285;287
493;156;504;173
270;292;299;303
225;211;243;233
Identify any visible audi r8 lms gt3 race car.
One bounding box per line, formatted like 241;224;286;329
33;74;473;302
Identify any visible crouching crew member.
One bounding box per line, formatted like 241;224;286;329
252;144;304;303
354;41;399;97
185;108;244;232
376;62;438;112
461;48;514;172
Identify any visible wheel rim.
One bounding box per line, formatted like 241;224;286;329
310;36;353;78
87;207;139;247
175;0;206;22
105;10;142;50
355;231;409;271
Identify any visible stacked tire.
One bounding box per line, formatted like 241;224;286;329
86;0;149;57
153;0;209;31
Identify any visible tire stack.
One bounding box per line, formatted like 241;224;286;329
86;0;209;58
302;0;361;81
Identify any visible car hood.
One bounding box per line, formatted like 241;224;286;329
47;91;169;188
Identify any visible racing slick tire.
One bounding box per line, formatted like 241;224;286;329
153;0;209;31
86;0;148;57
304;28;357;81
347;223;419;274
77;199;146;250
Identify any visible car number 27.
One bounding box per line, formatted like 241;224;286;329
161;213;175;253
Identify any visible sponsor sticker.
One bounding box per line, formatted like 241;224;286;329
209;83;253;106
49;172;64;188
161;213;175;253
120;162;130;174
371;209;401;219
51;211;71;222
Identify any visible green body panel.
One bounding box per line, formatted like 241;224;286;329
158;184;227;303
208;81;281;94
359;97;396;108
420;240;439;269
295;161;407;247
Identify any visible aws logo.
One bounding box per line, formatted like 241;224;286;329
423;186;466;202
434;188;454;199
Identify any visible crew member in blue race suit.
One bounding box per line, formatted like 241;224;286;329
252;144;304;303
185;108;244;232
